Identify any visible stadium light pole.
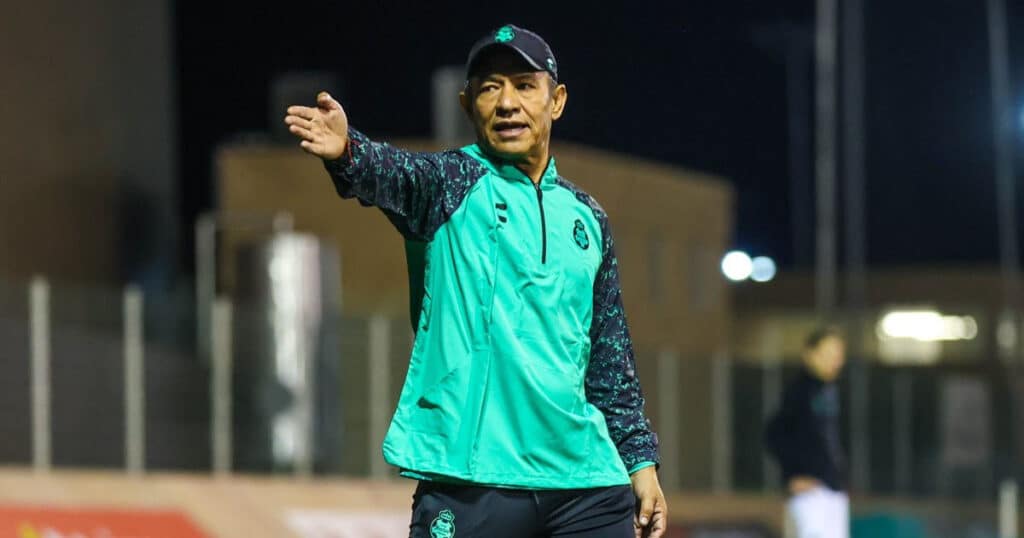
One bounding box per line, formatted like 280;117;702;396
842;0;871;495
988;0;1020;332
750;23;814;270
987;0;1023;485
814;0;839;316
842;0;867;315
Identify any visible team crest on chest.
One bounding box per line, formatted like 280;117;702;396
572;219;590;250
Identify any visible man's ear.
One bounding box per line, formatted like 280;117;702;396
551;84;568;121
459;90;473;120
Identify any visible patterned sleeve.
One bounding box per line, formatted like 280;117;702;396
322;127;478;241
584;213;660;473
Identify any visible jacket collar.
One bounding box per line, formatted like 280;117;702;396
462;143;558;189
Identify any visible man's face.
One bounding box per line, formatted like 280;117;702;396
804;336;847;382
460;49;567;161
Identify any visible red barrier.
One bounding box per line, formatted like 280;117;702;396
0;506;209;538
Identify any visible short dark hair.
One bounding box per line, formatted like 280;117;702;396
804;326;844;350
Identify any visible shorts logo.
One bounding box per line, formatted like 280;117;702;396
572;219;590;250
494;26;515;43
430;509;455;538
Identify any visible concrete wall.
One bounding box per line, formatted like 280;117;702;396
215;138;733;354
732;267;1004;363
0;0;177;285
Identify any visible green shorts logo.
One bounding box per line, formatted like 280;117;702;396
494;26;515;43
430;509;455;538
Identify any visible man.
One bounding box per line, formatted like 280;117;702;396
764;327;849;538
284;24;667;537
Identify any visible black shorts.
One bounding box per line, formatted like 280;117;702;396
409;481;635;537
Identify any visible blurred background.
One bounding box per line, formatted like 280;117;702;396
0;0;1022;537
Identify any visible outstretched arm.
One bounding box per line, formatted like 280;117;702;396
284;92;464;240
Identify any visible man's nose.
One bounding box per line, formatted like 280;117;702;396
496;85;519;115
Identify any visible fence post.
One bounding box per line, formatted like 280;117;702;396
30;277;51;472
368;315;391;479
656;349;681;491
195;214;216;362
711;351;734;493
761;325;784;492
295;306;315;480
124;286;146;474
211;297;233;476
1001;480;1019;538
893;373;913;493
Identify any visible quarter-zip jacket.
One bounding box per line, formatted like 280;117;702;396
324;128;659;489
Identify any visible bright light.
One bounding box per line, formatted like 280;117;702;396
750;256;777;282
721;251;753;282
877;310;978;342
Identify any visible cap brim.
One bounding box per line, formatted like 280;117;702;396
466;43;546;79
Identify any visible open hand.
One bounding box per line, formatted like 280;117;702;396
284;91;349;160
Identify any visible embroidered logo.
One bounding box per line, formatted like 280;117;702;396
494;26;515;43
430;509;455;538
546;57;556;72
572;219;590;250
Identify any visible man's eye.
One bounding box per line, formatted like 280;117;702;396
517;83;535;90
480;85;499;93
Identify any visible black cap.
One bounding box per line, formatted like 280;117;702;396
465;24;558;82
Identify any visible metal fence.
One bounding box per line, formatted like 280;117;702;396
0;276;1017;511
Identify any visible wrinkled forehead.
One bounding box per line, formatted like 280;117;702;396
468;47;545;81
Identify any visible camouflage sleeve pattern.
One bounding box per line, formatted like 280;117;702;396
322;128;483;241
585;205;660;472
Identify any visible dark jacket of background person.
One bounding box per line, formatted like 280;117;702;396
764;370;846;492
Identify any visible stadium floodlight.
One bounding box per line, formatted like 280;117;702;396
721;251;753;282
877;310;978;342
750;256;777;282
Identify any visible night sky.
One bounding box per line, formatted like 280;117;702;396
175;1;1024;271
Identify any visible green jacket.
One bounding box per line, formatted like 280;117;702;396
324;129;659;489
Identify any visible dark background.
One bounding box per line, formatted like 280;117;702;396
175;0;1024;271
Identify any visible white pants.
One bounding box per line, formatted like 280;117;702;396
786;486;850;538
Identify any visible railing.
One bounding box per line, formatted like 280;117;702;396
0;275;1018;534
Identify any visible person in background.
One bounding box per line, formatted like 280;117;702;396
765;326;848;538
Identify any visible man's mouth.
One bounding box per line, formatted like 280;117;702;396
493;121;528;139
